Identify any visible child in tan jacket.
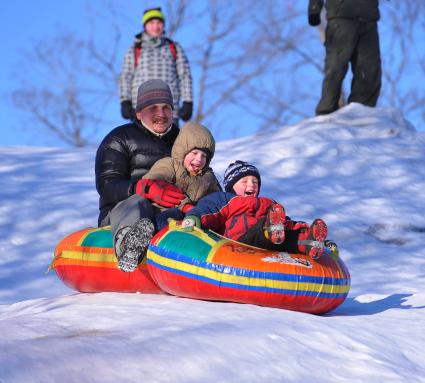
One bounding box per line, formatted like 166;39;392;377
142;121;221;213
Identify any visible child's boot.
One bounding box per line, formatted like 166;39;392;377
298;218;328;259
264;203;286;244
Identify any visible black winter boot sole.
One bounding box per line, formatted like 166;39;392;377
116;218;155;273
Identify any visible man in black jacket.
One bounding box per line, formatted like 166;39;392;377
96;79;185;272
308;0;382;115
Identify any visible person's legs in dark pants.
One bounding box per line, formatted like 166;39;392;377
237;217;328;258
348;21;381;107
316;19;358;115
237;219;300;254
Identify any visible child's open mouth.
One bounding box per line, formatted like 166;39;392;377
189;163;202;173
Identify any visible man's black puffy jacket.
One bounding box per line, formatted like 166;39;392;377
95;121;179;226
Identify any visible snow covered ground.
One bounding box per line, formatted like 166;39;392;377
1;103;424;382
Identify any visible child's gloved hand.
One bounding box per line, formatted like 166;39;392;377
181;203;195;213
285;220;310;231
135;179;185;208
181;215;201;232
324;240;339;259
292;221;310;231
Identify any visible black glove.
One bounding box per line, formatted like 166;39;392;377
308;0;322;26
308;13;321;26
178;101;193;122
120;100;135;120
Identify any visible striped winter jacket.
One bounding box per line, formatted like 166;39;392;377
119;32;193;118
188;192;276;240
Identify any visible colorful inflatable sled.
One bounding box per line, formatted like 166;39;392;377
52;226;162;294
147;221;350;314
52;222;350;314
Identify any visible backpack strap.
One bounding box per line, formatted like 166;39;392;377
166;38;178;61
133;38;177;68
134;41;142;67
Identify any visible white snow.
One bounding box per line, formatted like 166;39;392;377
1;103;424;382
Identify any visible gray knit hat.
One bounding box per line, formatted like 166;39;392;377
223;160;261;193
135;79;174;112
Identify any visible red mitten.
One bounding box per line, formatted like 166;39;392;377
291;221;310;231
181;203;195;213
135;179;185;208
286;220;309;231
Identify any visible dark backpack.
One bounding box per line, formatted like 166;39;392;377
134;38;177;67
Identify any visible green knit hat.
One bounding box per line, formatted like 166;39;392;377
142;7;165;26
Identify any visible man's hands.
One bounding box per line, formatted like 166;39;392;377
135;179;185;208
178;101;193;121
121;100;135;120
308;13;321;26
308;0;322;26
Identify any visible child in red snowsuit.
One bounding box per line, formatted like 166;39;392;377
183;160;329;258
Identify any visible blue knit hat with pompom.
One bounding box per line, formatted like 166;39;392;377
223;160;261;193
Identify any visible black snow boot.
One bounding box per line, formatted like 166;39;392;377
114;218;155;272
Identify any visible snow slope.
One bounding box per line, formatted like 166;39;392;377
1;103;425;382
